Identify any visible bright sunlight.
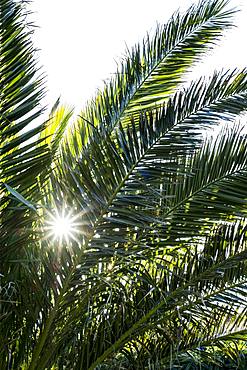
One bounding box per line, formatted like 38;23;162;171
46;209;80;243
52;215;73;238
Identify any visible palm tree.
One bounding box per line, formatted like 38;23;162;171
1;0;247;368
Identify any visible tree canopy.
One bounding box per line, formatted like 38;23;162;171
1;0;247;369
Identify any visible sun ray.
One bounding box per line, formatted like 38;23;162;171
45;207;86;244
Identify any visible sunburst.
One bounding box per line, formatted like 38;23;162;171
45;208;82;244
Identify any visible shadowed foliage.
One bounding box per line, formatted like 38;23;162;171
1;0;247;369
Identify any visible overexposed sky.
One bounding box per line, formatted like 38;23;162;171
30;0;247;112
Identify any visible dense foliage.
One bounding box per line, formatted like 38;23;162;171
1;0;247;369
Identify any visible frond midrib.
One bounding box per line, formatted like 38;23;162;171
108;13;232;137
165;161;247;221
89;90;247;238
117;13;222;121
75;0;233;150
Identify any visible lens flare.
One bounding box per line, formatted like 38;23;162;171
52;215;73;238
46;208;81;243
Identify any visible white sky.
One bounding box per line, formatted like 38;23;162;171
30;0;247;112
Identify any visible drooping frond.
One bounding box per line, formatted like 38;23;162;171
85;219;247;369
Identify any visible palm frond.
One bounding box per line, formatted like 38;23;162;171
55;70;247;258
66;0;236;154
2;1;247;369
85;220;247;369
0;0;48;267
39;98;74;153
0;0;48;190
0;3;72;367
25;71;247;368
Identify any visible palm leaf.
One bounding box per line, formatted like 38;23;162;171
2;1;247;369
56;70;247;258
0;3;71;367
26;72;247;368
66;0;236;154
39;98;74;153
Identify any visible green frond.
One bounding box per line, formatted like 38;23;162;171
2;1;247;369
67;0;236;154
0;0;48;197
40;98;74;153
0;3;56;366
85;220;247;368
25;72;247;368
55;70;247;258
